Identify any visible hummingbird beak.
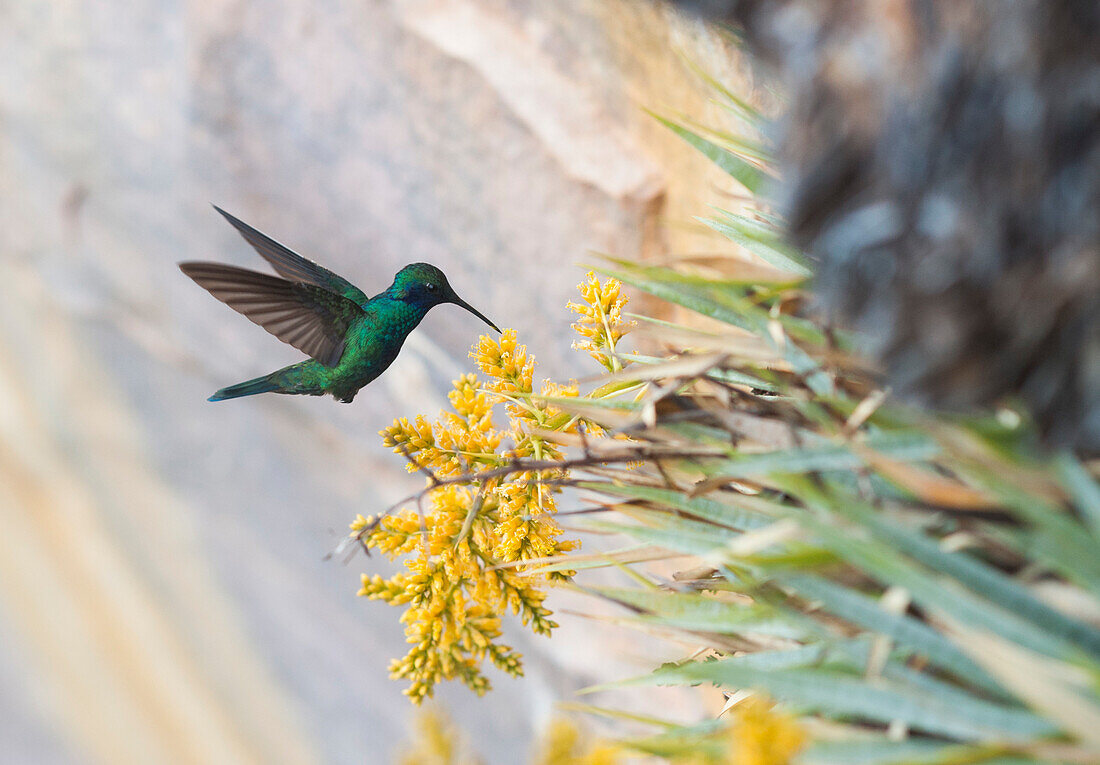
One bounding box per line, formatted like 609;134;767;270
450;293;501;333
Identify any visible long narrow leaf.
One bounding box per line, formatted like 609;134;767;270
698;213;811;276
781;573;1008;697
588;586;818;639
800;479;1100;660
773;483;1099;663
649;111;774;194
1056;455;1100;540
663;661;1057;742
577;481;775;531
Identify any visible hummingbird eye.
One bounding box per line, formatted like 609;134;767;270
425;282;438;292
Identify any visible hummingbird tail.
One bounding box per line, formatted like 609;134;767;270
208;362;326;401
208;374;283;401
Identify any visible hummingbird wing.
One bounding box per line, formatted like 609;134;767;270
180;262;362;367
213;206;371;307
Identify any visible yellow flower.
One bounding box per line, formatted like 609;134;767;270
535;718;623;765
449;373;494;430
538;717;581;765
727;696;806;765
381;376;506;478
381;415;435;457
568;273;635;372
398;708;480;765
398;711;622;765
540;379;595;433
358;338;580;702
357;280;643;703
471;330;539;426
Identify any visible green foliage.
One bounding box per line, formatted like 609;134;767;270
546;101;1100;764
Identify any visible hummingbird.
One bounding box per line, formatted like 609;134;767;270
180;206;501;403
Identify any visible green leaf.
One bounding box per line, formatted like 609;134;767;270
618;505;744;542
808;480;1100;661
580;518;730;557
781;573;1008;698
554;701;676;729
776;479;1100;662
577;481;775;531
705;366;779;391
618;349;778;391
580;639;872;696
679;117;772;162
595;263;761;332
587;586;818;639
680;55;768;130
965;464;1100;597
698;212;812;276
618;724;727;760
649;111;775;194
664;660;1057;742
802;740;1031;765
698;431;938;480
1056;454;1100;540
1022;522;1100;600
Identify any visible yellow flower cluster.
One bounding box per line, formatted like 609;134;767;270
727;696;806;765
469;331;584;435
356;276;631;703
397;708;478;765
535;718;622;765
399;710;621;765
356;442;563;701
394;698;804;765
568;271;635;372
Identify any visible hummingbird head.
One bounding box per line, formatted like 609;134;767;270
389;263;501;333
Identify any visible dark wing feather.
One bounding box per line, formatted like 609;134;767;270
212;206;371;307
180;262;362;367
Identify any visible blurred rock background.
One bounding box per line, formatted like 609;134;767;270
673;0;1100;453
0;1;764;762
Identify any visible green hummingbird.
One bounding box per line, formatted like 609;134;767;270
181;206;501;403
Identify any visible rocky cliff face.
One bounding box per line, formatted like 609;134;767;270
0;1;757;762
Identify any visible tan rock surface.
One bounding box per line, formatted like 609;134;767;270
0;1;762;761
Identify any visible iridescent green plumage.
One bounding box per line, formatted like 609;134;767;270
181;207;500;403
